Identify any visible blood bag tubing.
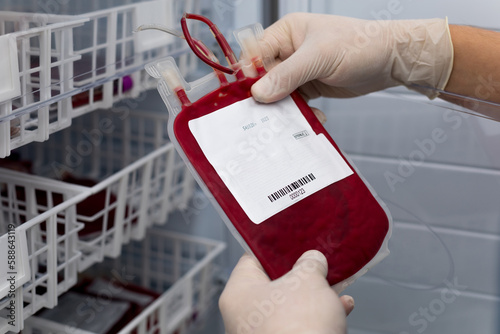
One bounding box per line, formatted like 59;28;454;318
136;24;228;86
181;13;245;80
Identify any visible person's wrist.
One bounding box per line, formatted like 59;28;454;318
390;18;454;98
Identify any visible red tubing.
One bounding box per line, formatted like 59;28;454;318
192;39;229;85
174;87;191;106
181;13;244;79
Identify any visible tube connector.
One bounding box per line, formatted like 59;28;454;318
234;24;266;76
158;60;191;106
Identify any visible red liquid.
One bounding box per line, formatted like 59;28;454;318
174;77;390;285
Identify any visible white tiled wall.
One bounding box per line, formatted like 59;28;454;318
327;0;500;28
346;275;498;334
316;91;500;333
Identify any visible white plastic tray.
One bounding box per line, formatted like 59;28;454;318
23;229;226;334
0;172;88;333
0;0;198;158
0;109;196;333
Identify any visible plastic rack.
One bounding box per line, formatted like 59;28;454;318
0;108;196;333
23;229;226;334
0;0;198;158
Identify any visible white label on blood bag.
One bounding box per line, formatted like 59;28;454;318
188;96;353;224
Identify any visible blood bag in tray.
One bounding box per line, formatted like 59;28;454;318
146;14;393;291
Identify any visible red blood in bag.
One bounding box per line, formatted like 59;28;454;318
174;77;390;285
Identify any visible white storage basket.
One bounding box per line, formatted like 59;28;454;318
0;0;199;158
0;171;88;333
23;229;226;334
0;108;196;333
19;108;196;270
0;12;88;158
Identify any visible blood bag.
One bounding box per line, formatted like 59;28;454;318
144;14;392;292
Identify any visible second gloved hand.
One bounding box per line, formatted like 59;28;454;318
219;250;354;334
252;13;453;102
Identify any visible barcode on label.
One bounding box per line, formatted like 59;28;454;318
267;173;316;203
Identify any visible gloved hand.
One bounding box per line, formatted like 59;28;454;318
219;250;354;334
251;13;453;103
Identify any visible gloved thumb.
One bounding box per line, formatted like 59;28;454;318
291;250;355;316
252;45;323;103
292;249;329;279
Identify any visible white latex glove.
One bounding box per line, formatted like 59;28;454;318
219;250;354;334
251;13;453;103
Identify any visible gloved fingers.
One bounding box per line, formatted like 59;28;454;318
339;295;355;316
297;81;325;101
291;251;356;316
219;253;270;314
252;45;324;103
310;107;327;124
301;79;373;99
294;89;327;124
257;13;303;69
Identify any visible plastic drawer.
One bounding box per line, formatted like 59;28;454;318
23;229;226;334
0;0;198;158
0;109;196;333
